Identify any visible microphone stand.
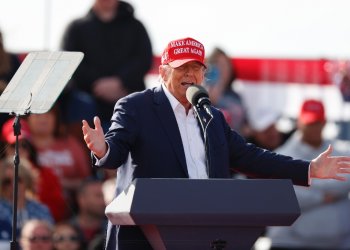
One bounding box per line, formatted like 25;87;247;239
193;103;226;250
10;115;22;250
193;105;213;177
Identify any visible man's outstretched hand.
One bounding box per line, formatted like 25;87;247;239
310;145;350;181
82;116;107;159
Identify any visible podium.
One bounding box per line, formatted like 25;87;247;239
106;178;300;250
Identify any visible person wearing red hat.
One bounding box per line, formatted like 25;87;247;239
299;99;326;124
267;99;350;249
298;99;327;149
82;37;350;250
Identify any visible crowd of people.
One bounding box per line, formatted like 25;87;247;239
1;0;350;250
0;0;150;249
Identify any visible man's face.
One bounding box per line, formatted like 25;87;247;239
253;124;282;151
299;121;325;146
79;182;106;218
95;0;119;11
160;61;205;106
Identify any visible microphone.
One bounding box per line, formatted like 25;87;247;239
186;85;213;117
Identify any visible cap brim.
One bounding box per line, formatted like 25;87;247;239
168;59;206;68
299;114;325;125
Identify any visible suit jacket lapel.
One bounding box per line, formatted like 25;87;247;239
152;86;188;177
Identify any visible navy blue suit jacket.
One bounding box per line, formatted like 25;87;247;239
95;85;310;249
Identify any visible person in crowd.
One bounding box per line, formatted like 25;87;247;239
333;60;350;140
204;47;251;178
267;99;350;250
0;117;68;222
69;178;107;248
19;219;53;250
203;47;249;136
53;222;84;250
82;37;350;250
61;0;153;131
26;105;91;213
246;109;289;151
0;158;53;245
57;84;97;148
334;60;350;102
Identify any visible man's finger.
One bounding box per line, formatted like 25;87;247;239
82;119;89;127
337;167;350;174
94;116;103;132
333;175;347;181
335;157;350;163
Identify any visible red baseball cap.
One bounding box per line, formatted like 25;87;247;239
299;99;326;125
161;37;206;68
1;118;31;144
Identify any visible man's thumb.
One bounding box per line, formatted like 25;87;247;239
324;144;333;157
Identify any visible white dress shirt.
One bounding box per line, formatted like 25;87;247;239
162;84;208;179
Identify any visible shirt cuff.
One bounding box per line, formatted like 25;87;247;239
308;162;311;185
94;143;110;165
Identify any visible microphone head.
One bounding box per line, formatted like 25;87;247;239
186;85;210;106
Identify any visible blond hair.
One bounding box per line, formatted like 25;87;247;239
0;157;36;197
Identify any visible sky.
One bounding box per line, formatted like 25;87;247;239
1;0;350;59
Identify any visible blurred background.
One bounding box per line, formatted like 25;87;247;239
1;0;350;57
1;0;350;136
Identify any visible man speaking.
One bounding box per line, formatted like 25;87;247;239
82;37;350;250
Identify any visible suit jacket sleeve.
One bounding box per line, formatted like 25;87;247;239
208;108;310;186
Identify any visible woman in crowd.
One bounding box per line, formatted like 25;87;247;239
53;222;84;250
0;158;53;242
26;105;91;212
1;117;68;222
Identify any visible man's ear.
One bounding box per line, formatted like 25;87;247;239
159;65;168;82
